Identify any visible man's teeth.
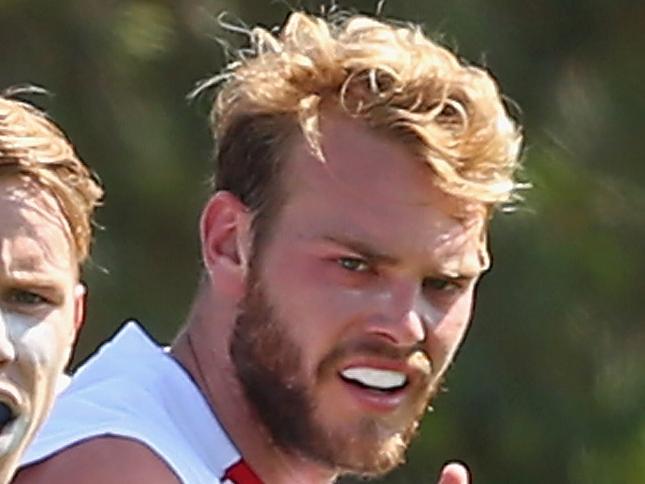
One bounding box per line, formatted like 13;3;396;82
341;367;407;390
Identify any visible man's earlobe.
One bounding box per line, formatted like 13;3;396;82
73;283;87;333
200;191;251;292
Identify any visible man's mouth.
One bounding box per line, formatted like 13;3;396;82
340;367;408;392
0;402;17;433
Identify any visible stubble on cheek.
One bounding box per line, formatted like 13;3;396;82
230;285;316;448
230;280;446;477
229;241;459;476
310;338;447;476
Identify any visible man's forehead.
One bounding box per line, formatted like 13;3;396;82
0;235;71;274
0;176;69;226
0;178;76;276
286;116;421;189
284;114;489;216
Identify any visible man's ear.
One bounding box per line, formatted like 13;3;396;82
73;283;86;333
477;228;491;273
200;191;252;297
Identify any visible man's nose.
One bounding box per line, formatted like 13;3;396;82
365;281;427;347
0;312;16;363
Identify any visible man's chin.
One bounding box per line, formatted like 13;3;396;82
0;417;30;461
0;439;23;483
306;413;419;478
331;431;410;478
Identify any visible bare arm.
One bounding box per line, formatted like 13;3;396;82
13;436;181;484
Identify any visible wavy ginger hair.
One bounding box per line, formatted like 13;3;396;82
203;11;522;242
0;92;103;265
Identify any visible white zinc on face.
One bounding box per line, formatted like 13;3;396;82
0;311;38;456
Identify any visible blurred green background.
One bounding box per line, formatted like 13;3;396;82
2;1;643;482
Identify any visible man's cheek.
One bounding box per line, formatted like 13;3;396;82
19;322;67;378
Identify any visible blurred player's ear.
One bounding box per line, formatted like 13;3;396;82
73;283;86;333
200;191;251;299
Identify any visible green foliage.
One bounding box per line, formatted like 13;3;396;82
1;1;643;482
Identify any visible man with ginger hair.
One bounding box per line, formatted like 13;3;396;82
18;10;521;484
0;91;102;483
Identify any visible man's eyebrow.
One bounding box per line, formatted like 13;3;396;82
434;262;487;281
321;236;399;265
432;270;481;282
1;255;70;285
2;272;67;290
320;236;487;279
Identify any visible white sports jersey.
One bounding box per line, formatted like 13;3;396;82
21;322;258;484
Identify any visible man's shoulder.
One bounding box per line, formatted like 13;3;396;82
14;436;181;484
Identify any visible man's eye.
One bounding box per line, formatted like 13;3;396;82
422;277;461;292
6;289;49;306
337;257;370;273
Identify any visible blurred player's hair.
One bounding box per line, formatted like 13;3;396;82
0;89;103;265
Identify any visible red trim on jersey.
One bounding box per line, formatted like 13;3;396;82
223;459;263;484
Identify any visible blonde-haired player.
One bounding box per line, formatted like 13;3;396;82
20;10;521;484
0;90;102;483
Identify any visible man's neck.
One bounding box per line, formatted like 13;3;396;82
170;293;337;484
0;453;17;484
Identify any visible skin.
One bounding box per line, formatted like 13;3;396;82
16;114;485;483
0;176;84;484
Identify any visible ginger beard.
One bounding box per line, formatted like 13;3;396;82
230;264;443;477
